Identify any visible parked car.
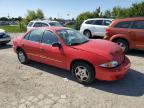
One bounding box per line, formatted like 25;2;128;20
27;20;63;31
104;17;144;52
0;29;11;44
13;27;131;84
80;18;113;38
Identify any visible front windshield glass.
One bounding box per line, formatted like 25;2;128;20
49;22;63;27
57;29;89;46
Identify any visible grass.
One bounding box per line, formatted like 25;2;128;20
0;25;26;33
0;24;75;33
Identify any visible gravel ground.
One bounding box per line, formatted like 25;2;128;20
0;33;144;108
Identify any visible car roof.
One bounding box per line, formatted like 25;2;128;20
31;27;69;31
86;18;113;21
114;17;144;22
110;17;144;27
30;20;59;23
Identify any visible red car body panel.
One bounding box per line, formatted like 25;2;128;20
13;27;131;81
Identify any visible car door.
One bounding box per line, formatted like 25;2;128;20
130;20;144;49
40;30;66;69
21;29;43;62
93;20;104;36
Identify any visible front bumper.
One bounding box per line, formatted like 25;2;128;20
95;56;131;81
0;37;11;44
0;33;11;44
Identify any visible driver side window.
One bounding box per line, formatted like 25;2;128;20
42;30;59;45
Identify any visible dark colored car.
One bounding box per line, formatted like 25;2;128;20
104;17;144;52
0;29;11;44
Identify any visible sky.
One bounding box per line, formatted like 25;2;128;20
0;0;143;19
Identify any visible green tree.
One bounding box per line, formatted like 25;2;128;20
25;9;45;24
75;1;144;30
75;12;94;30
25;10;37;24
93;6;101;17
0;17;9;21
128;2;144;17
103;10;112;18
36;9;44;19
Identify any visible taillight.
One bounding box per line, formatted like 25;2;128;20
105;28;111;36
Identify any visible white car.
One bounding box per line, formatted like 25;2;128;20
80;18;113;38
27;20;63;31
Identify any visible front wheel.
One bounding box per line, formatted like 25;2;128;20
114;39;129;53
84;30;92;38
71;62;95;84
17;49;29;64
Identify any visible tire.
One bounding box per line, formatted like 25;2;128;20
71;62;95;84
17;49;29;64
84;30;92;38
114;39;129;53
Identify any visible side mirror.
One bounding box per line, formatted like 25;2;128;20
52;42;62;48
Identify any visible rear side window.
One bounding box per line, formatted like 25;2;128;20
49;22;62;27
104;20;112;26
34;22;42;27
42;30;59;45
27;22;34;27
131;20;144;29
24;29;43;43
41;23;48;27
93;20;103;25
114;21;131;28
85;20;95;24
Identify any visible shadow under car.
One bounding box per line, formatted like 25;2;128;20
27;61;144;97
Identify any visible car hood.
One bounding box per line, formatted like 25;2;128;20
71;39;124;63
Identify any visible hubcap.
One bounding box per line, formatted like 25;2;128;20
85;32;91;37
18;51;25;62
75;66;89;82
117;42;126;51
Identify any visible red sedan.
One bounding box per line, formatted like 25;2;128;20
13;27;131;84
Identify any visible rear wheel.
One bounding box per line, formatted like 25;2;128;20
71;62;95;84
17;49;29;64
114;39;129;53
84;30;92;38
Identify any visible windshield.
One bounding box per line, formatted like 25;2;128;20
49;22;63;27
28;22;34;27
57;29;89;46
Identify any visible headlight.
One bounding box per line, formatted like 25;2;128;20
100;61;118;68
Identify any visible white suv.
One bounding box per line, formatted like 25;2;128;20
80;18;113;37
27;20;63;31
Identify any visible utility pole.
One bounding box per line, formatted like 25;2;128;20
8;13;10;19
